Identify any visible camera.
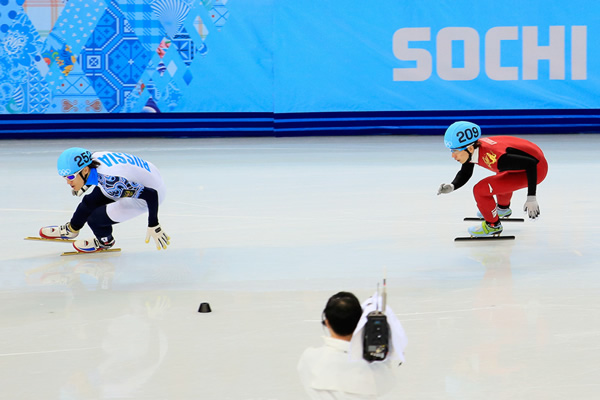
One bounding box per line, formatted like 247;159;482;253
363;310;390;362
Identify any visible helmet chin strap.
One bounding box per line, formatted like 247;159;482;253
465;147;473;163
72;169;91;197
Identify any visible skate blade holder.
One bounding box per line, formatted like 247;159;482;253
455;235;515;242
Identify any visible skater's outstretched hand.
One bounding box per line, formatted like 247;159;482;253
437;183;454;195
523;195;540;219
145;224;170;250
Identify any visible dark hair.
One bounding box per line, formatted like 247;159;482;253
322;291;363;336
90;160;101;169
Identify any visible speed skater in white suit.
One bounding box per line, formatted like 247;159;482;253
40;147;170;253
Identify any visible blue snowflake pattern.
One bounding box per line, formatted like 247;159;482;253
98;174;144;199
0;81;14;104
1;21;39;67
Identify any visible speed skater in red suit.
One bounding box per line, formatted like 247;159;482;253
437;121;548;237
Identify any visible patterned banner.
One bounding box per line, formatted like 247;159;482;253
1;1;598;114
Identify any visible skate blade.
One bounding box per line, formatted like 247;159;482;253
25;236;76;243
455;235;515;242
61;248;122;256
463;217;524;222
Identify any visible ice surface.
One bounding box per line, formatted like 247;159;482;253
1;134;599;399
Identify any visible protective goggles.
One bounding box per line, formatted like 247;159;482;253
63;169;83;181
450;145;470;153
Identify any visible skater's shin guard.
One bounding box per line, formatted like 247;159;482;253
473;181;498;222
87;206;117;242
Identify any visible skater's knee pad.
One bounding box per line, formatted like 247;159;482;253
87;206;117;236
472;180;493;198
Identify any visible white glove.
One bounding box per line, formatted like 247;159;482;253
145;224;170;250
437;183;454;195
523;195;540;219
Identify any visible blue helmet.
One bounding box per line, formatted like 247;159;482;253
444;121;481;150
57;147;93;177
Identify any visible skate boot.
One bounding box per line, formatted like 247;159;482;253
468;221;503;237
477;207;512;219
73;237;115;253
40;223;79;240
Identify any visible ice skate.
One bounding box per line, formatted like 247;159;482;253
39;223;79;240
476;207;512;219
73;237;115;253
468;221;503;237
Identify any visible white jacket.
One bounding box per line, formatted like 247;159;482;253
298;336;398;400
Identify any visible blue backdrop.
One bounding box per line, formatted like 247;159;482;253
274;0;596;112
0;0;597;115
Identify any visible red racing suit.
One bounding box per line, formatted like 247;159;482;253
450;136;548;223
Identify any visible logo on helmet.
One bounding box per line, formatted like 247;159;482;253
58;169;74;176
